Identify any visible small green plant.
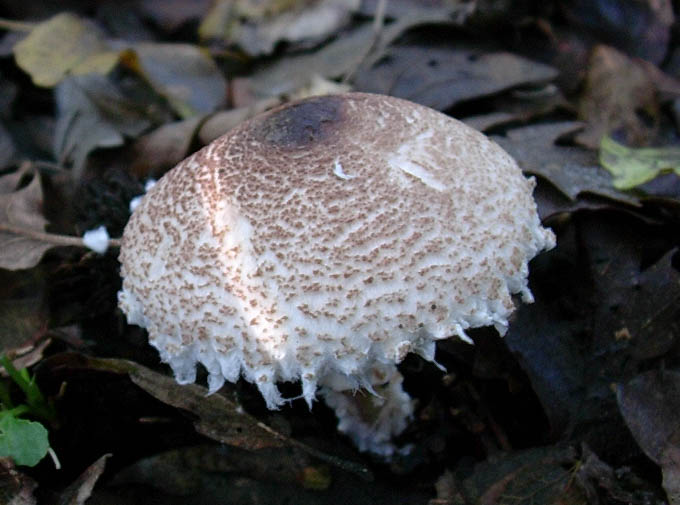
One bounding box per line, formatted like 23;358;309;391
0;355;57;467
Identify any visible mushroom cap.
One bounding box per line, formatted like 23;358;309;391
118;92;555;409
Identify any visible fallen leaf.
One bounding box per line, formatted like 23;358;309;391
56;454;111;505
124;43;227;118
599;135;680;190
249;12;455;98
590;245;680;363
54;74;152;179
462;112;518;133
506;211;679;448
51;353;371;478
457;446;585;505
491;122;639;206
617;370;680;464
573;444;640;504
617;370;680;504
576;45;660;149
0;169;54;270
200;0;359;56
128;362;287;451
197;77;346;145
97;443;418;504
0;266;49;353
560;0;674;65
139;0;212;31
129;116;205;179
0;416;49;468
431;469;463;505
0;339;51;376
0;122;16;170
354;45;558;111
0;164;31;194
250;22;376;97
663;446;680;505
109;444;316;495
0;458;37;505
12;13;119;87
289;74;352;100
359;0;475;20
197;97;281;145
462;83;568;132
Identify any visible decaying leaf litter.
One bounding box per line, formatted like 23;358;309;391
0;0;679;503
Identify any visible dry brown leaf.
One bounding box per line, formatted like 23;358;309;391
129;116;205;179
458;447;586;505
355;46;558;111
198;97;281;145
200;0;359;56
577;45;664;148
249;11;455;98
52;354;371;479
0;163;30;194
491;122;638;206
0;169;54;271
123;43;227;118
196;78;347;146
560;0;674;65
0;265;49;354
54;74;153;180
662;445;680;505
0;340;51;376
139;0;213;31
617;370;680;505
0;458;37;505
0;122;16;171
56;454;111;505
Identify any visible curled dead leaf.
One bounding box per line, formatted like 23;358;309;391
617;370;680;505
576;45;680;149
0;168;53;270
50;353;372;479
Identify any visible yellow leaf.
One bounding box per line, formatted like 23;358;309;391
13;12;116;87
71;50;121;77
599;136;680;190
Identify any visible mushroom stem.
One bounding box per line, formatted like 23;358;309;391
321;365;415;458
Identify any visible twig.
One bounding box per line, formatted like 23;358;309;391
341;0;387;84
0;18;35;32
31;160;69;174
0;223;121;249
372;0;388;33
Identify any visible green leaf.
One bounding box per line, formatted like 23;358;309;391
0;414;49;466
0;356;55;422
599;136;680;189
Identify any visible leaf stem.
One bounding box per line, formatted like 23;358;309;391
0;18;35;32
0;223;121;249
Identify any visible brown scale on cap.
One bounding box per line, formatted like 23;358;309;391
118;92;555;411
255;94;346;147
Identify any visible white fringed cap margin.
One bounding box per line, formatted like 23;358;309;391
118;92;555;409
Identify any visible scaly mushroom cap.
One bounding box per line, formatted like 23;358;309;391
118;93;555;409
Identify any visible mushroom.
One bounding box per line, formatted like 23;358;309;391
118;92;555;455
